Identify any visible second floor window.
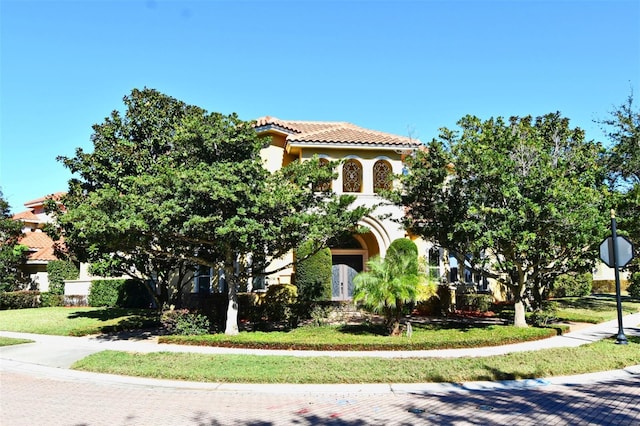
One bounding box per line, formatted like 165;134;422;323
342;159;362;192
373;160;392;192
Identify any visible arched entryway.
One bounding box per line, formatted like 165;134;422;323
329;230;382;301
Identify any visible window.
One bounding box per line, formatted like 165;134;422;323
313;158;332;192
373;160;392;192
342;159;362;192
194;266;212;294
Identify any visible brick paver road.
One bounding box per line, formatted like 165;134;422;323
2;366;639;425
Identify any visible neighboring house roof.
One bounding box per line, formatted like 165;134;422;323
254;116;422;149
19;231;59;262
23;192;66;209
12;210;40;222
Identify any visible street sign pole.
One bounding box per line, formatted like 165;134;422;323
610;210;628;345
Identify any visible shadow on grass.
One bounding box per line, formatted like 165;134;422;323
65;308;161;337
555;294;638;311
66;308;157;321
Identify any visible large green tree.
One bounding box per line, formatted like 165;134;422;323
0;191;29;292
599;93;640;271
54;88;368;334
396;113;608;326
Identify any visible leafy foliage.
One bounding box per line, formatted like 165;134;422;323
295;242;332;301
53;88;369;334
628;272;640;299
397;113;608;326
598;92;640;273
550;273;592;298
161;309;211;335
0;191;29;292
0;291;40;310
88;279;151;308
46;260;79;295
354;240;435;335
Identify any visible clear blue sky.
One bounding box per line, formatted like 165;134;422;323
1;0;638;212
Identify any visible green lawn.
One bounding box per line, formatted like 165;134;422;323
160;322;560;351
0;307;160;336
553;295;640;323
73;336;640;384
0;336;33;346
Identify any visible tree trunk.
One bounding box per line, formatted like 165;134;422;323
512;274;528;327
224;252;239;336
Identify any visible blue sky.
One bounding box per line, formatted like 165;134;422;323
1;0;638;212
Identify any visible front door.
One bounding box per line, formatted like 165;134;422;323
331;254;363;301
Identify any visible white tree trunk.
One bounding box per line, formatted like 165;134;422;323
513;273;528;328
223;255;239;336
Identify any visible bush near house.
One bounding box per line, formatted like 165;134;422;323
46;260;80;295
263;283;298;325
295;244;332;301
88;279;152;308
628;273;640;299
550;273;592;298
592;279;630;294
0;291;40;310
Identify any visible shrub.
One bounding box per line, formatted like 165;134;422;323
238;292;263;322
116;280;153;308
263;283;298;324
628;273;640;299
592;279;630;294
386;238;419;275
161;309;210;335
530;301;558;327
89;279;152;308
0;291;41;310
40;292;65;307
551;273;592;298
295;244;332;301
457;293;494;312
46;260;79;295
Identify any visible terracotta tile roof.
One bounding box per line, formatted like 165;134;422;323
254;116;421;148
23;192;66;208
18;231;59;262
12;210;40;221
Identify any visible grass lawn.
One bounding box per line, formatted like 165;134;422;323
72;336;640;384
159;322;561;351
0;336;33;346
553;295;640;323
0;307;160;336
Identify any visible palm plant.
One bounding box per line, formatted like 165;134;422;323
353;250;435;336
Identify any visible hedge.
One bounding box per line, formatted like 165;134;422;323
88;279;152;308
46;260;79;295
295;243;332;301
0;291;41;310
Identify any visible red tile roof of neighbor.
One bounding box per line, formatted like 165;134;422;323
18;231;59;262
12;210;40;222
254;116;422;148
23;192;66;208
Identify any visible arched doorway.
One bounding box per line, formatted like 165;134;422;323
330;235;368;301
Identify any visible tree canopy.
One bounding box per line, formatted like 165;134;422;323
396;113;608;326
54;88;369;333
0;191;29;292
598;93;640;272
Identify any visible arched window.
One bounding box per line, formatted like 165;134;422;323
342;159;362;192
373;160;392;192
313;158;332;192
